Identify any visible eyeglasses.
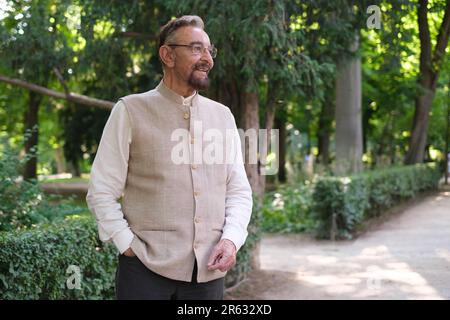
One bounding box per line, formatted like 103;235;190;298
167;43;217;59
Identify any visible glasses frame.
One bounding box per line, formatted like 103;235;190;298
167;42;217;59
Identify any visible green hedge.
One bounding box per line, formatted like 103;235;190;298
0;212;260;299
261;183;315;233
312;163;442;239
0;216;117;299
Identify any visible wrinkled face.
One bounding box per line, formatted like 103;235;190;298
167;26;214;90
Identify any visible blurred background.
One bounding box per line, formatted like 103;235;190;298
0;0;449;299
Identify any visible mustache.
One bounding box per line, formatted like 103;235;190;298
193;63;211;72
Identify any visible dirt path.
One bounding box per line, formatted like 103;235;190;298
226;188;450;300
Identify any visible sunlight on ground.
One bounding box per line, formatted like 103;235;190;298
290;246;445;299
262;242;447;299
306;255;338;264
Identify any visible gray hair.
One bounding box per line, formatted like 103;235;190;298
158;15;205;48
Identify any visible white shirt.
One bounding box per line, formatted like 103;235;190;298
86;88;252;254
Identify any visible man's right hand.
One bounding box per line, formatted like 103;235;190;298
123;247;136;257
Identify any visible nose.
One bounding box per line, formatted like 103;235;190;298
200;48;214;67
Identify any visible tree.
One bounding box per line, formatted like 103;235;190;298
0;1;169;176
288;1;372;174
405;0;450;164
59;0;167;175
335;37;364;175
0;0;74;179
164;0;326;196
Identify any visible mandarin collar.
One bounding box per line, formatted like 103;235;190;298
156;80;198;106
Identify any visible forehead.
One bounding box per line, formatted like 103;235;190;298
173;26;211;45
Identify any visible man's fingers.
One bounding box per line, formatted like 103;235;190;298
207;240;237;271
218;256;235;272
212;253;234;272
209;256;235;272
208;254;223;270
207;247;222;267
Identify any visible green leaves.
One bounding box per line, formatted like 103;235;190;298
0;137;83;232
261;184;315;233
0;216;117;299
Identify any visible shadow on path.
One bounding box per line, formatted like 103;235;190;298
227;188;450;300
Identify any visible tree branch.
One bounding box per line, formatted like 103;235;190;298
0;74;114;110
53;67;69;94
418;0;432;76
432;0;450;72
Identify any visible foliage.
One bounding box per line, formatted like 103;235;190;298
1;1;449;175
0;0;169;175
365;163;442;214
312;163;442;239
0;0;74;85
361;1;417;166
0;208;258;297
0;215;117;299
0;136;83;231
261;183;315;233
59;0;167;173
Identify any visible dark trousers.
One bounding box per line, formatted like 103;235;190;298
115;254;224;300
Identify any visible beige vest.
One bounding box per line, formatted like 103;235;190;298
121;81;236;282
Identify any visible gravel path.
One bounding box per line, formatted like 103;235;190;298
226;188;450;300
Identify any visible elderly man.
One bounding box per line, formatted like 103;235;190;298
86;15;252;300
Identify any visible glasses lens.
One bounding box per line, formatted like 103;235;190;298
191;44;202;55
209;46;217;58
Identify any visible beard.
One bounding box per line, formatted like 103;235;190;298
188;63;211;91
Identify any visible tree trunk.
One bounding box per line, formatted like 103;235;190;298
405;0;450;164
261;80;280;181
54;147;67;173
241;89;263;272
67;158;82;178
264;81;279;141
213;77;241;125
334;37;363;175
23;91;42;180
241;90;263;196
216;81;264;271
276;112;287;183
405;91;435;164
317;93;334;166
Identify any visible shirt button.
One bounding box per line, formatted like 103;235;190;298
183;112;189;120
190;138;195;144
194;191;200;197
193;243;198;249
192;165;197;170
195;217;200;223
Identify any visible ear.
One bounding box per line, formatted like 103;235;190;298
159;46;175;68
